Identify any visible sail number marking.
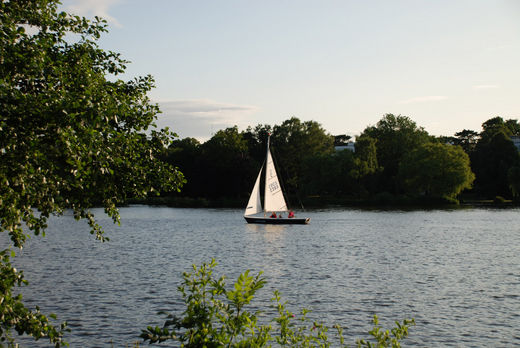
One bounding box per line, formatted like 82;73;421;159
268;182;279;192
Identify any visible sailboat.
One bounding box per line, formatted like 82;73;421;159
244;135;310;224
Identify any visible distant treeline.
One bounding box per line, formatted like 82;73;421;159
154;114;520;207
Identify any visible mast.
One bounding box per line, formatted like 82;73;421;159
264;134;270;213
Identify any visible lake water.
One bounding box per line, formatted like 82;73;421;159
3;206;520;347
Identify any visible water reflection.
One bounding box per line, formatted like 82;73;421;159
245;222;285;233
243;223;289;281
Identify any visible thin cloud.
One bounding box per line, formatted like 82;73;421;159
154;99;259;141
473;84;499;90
165;100;257;115
487;44;514;51
398;96;448;105
65;0;123;27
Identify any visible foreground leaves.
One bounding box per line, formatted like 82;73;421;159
141;260;415;347
1;0;185;345
0;250;68;347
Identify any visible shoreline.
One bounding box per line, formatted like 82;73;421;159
125;195;520;210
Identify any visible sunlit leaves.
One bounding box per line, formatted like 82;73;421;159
0;249;69;347
1;0;184;247
1;0;185;345
398;143;475;199
141;260;415;347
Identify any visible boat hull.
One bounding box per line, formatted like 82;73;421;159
244;216;310;224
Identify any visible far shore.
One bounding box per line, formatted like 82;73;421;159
125;195;519;210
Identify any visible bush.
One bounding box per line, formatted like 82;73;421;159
141;259;415;347
493;196;507;203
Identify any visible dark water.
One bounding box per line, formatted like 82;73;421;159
2;206;520;347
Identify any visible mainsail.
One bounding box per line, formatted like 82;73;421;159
243;134;309;224
244;165;263;216
264;141;288;212
244;135;288;217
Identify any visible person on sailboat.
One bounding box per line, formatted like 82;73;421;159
270;212;277;218
288;210;295;218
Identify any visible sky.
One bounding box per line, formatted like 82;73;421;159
63;0;520;141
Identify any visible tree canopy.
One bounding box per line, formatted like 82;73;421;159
359;114;430;193
271;117;334;193
1;0;184;345
471;130;520;198
199;126;254;198
398;143;475;199
160;113;520;204
453;129;479;154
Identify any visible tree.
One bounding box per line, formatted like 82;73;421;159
359;114;430;193
505;119;520;136
472;130;520;198
453;129;479;155
271;117;334;194
508;166;520;200
200;126;254;199
334;134;352;146
471;117;520;198
351;135;380;197
300;149;356;197
352;135;379;178
398;143;475;200
0;0;184;345
242;124;272;164
478;116;519;143
164;138;202;197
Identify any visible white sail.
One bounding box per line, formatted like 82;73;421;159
244;165;263;216
264;147;288;212
244;134;310;224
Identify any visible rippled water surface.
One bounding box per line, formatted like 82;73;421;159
3;206;520;347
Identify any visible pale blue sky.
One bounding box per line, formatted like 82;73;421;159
64;0;520;140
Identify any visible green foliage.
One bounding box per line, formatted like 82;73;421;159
453;129;479;155
140;259;269;347
480;116;512;142
300;150;356;196
164;138;202;197
493;195;507;203
505;119;520;136
472;129;520;198
141;260;415;347
460;116;520;199
1;0;185;345
242;124;273;163
162;113;520;204
351;135;381;197
1;0;184;246
199;127;255;198
352;136;379;178
359;114;430;194
398;143;475;199
271;117;335;193
478;117;520;145
0;249;68;347
162;118;335;201
356;315;415;348
334;134;352;146
507;166;520;200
